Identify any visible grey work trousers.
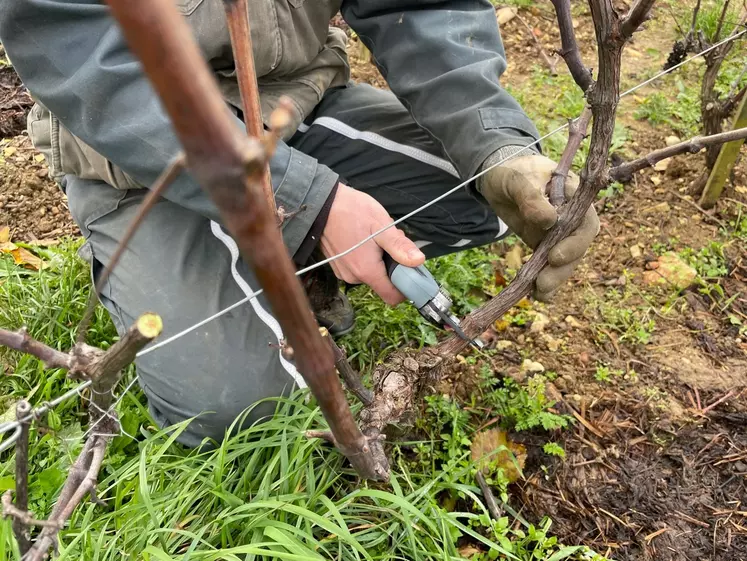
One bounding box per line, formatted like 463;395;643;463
66;83;507;447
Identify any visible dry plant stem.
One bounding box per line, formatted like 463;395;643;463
714;0;731;43
609;126;747;180
475;471;503;520
23;438;94;560
2;492;60;530
516;13;558;75
546;107;593;205
689;0;702;36
305;429;336;444
0;328;72;371
669;190;728;230
549;0;593;92
223;0;275;216
86;313;163;418
324;332;374;406
24;437;108;561
12;400;31;554
3;315;161;560
620;0;657;39
76;154;185;343
104;0;388;481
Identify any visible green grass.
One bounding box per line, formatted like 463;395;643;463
0;240;604;560
585;286;657;346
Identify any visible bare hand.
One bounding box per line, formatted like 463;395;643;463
320;183;425;305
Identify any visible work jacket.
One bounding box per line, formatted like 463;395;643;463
0;0;541;257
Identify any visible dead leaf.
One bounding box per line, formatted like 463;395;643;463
0;226;9;243
0;244;46;270
516;297;532;309
505;245;523;270
470;428;526;482
457;545;483;559
493;319;510;332
27;239;60;247
3;146;17;158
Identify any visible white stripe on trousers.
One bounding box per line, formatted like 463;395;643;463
209;221;306;389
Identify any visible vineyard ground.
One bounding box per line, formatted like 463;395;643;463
1;2;747;560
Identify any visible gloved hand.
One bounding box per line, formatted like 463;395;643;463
477;153;600;302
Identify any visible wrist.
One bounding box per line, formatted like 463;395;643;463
294;181;340;267
477;145;540;194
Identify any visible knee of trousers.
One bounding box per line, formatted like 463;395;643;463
135;347;302;449
63;175;308;449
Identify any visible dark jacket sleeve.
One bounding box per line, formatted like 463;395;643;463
0;0;337;258
341;0;541;180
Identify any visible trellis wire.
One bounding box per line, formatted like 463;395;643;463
1;27;745;447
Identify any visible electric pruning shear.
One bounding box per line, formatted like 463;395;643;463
383;252;483;349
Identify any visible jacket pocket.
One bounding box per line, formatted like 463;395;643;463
27;103;145;191
174;0;205;16
478;107;540;140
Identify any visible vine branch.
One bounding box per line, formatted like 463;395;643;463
0;328;73;371
609;126;747;180
549;0;594;92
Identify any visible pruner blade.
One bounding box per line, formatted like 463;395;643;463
433;307;483;349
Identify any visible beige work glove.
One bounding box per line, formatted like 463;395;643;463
477;152;600;302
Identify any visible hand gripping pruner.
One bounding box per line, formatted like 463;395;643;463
383;252;483;349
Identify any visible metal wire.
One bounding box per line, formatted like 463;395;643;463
1;27;745;446
139;29;747;358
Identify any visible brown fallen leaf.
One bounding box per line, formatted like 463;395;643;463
0;226;9;243
457;545;483;559
0;244;47;270
470;428;526;483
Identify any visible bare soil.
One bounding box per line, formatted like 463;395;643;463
339;5;747;560
1;5;746;560
0;135;78;241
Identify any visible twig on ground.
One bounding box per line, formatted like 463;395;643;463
516;13;559;75
702;391;737;415
609;127;747;180
669;190;728;230
475;471;503;520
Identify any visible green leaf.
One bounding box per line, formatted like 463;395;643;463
0;475;15;492
546;545;582;560
36;466;65;495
